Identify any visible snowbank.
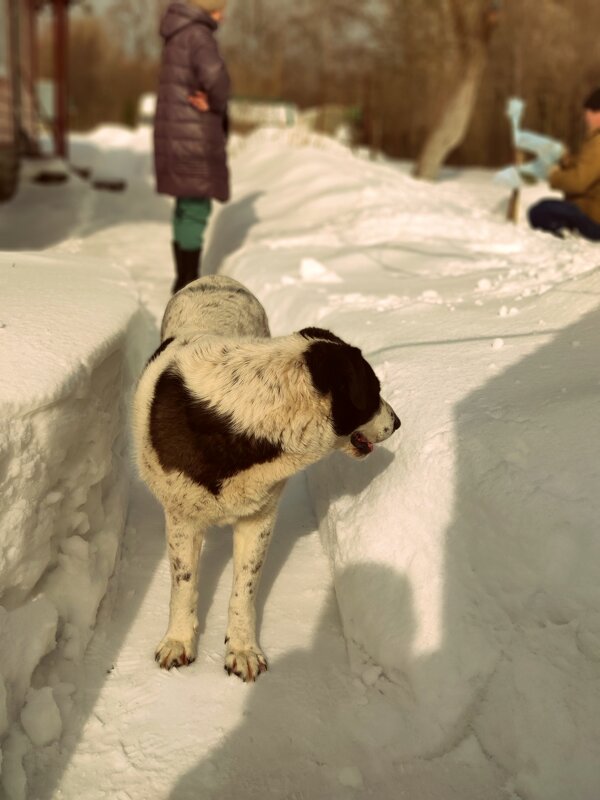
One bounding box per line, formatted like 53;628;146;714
0;252;150;798
215;129;600;799
69;125;154;185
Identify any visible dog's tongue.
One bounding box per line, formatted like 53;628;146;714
351;432;374;455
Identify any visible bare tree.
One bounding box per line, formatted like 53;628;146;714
38;13;160;130
222;0;381;106
40;0;600;161
105;0;169;59
414;0;501;179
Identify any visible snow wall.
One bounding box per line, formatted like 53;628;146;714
220;131;600;800
0;252;152;798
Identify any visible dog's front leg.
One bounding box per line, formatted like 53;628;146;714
225;488;283;682
155;514;204;669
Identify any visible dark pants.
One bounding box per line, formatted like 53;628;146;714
528;199;600;241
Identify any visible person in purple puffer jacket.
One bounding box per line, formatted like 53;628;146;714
154;0;230;293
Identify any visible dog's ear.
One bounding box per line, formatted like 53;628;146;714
300;328;369;409
299;327;346;346
341;348;371;412
303;340;343;396
304;341;381;435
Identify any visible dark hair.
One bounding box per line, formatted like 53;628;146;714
583;89;600;111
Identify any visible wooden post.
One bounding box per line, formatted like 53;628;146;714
10;0;21;139
53;0;68;158
29;0;38;109
507;148;524;223
26;0;40;146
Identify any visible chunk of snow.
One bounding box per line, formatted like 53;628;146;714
299;258;342;284
338;766;363;788
20;688;62;747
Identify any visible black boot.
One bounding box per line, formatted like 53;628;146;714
172;243;201;294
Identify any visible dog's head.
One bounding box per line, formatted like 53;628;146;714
300;327;400;458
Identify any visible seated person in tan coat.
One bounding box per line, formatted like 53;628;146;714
529;88;600;240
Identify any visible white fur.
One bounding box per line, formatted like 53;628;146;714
133;276;398;681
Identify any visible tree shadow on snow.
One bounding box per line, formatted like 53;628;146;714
433;301;600;782
450;301;600;611
169;565;418;800
37;466;343;800
193;450;392;662
202;192;263;276
194;472;317;644
167;302;600;800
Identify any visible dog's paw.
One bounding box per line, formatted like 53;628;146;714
155;637;196;670
224;646;268;682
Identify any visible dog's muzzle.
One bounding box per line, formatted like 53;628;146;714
350;431;374;455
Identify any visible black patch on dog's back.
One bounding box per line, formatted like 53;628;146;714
150;369;282;495
304;341;381;436
147;337;175;367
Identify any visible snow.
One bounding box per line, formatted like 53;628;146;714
0;245;152;796
0;123;599;800
221;134;600;798
20;688;62;748
69;125;155;184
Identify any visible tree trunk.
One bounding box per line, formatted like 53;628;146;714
414;2;500;180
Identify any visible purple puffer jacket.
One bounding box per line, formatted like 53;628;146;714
153;2;230;201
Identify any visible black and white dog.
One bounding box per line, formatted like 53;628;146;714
133;275;400;681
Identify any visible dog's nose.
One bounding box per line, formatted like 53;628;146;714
393;413;401;431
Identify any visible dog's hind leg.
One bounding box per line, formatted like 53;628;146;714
155;514;205;669
225;486;284;682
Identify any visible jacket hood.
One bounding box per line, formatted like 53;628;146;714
159;2;217;41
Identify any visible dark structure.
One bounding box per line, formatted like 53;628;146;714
0;0;71;201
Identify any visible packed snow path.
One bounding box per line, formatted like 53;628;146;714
35;479;506;800
22;198;504;800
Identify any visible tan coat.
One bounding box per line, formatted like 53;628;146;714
549;130;600;224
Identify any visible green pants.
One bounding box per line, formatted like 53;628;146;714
173;197;212;251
